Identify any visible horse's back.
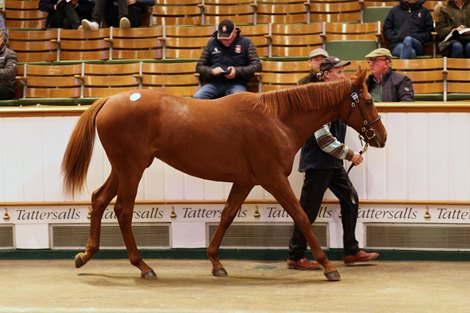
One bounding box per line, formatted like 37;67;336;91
94;89;291;184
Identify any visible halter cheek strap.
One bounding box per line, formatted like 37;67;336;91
345;84;381;174
347;87;381;143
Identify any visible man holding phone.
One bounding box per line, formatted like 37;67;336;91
193;20;261;99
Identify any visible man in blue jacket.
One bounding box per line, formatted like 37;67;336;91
193;20;261;99
383;0;434;59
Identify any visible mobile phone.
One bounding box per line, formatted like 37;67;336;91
221;68;231;74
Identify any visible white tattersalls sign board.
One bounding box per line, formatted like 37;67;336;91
2;203;470;224
1;203;469;249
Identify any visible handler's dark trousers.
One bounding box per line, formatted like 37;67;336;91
288;167;360;261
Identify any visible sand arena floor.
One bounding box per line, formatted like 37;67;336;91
0;259;469;313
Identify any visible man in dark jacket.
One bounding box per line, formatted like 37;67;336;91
365;48;415;102
296;48;329;85
287;56;380;270
383;0;434;59
39;0;93;29
193;20;262;99
0;29;17;100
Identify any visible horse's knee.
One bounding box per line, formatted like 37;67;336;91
294;214;310;230
113;202;123;216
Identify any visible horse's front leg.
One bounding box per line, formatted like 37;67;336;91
263;178;340;281
114;176;157;280
208;184;253;277
75;172;118;268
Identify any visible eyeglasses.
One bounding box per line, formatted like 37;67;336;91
367;57;389;63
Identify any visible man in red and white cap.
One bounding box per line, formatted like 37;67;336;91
194;20;262;99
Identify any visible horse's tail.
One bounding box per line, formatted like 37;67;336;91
61;97;109;196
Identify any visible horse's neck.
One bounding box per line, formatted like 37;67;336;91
281;106;340;151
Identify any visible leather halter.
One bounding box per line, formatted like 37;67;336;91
345;84;381;174
345;84;381;144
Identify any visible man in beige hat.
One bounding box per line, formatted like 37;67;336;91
297;48;329;85
287;56;379;270
365;48;414;102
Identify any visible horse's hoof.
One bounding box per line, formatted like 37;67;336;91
74;253;86;268
141;270;157;280
324;270;341;281
212;268;228;277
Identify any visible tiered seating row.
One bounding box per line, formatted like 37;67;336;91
261;58;470;102
8;23;386;63
154;0;366;25
152;0;444;25
3;57;469;107
3;1;444;30
12;61;199;106
2;0;379;29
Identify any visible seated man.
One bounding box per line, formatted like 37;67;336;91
193;20;262;99
0;29;17;100
383;0;434;59
297;48;329;85
365;48;415;102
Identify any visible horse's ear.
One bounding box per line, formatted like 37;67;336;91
354;66;367;85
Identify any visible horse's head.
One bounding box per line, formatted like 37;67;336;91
342;67;387;148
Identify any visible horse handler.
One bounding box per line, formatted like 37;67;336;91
287;56;380;270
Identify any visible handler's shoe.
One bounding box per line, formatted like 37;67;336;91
287;258;321;270
343;250;379;265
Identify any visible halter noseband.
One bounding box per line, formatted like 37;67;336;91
346;84;381;144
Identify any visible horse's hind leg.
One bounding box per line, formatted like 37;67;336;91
263;178;340;281
208;184;253;277
113;172;157;280
75;171;118;268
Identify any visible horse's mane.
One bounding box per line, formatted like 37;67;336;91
255;79;351;118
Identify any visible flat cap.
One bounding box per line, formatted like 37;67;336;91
309;48;329;59
365;48;393;59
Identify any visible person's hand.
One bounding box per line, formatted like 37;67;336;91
128;0;137;4
211;67;226;76
224;66;236;79
351;153;363;166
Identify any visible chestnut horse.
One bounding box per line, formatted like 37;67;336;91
62;68;386;282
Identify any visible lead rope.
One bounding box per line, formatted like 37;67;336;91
346;139;369;175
